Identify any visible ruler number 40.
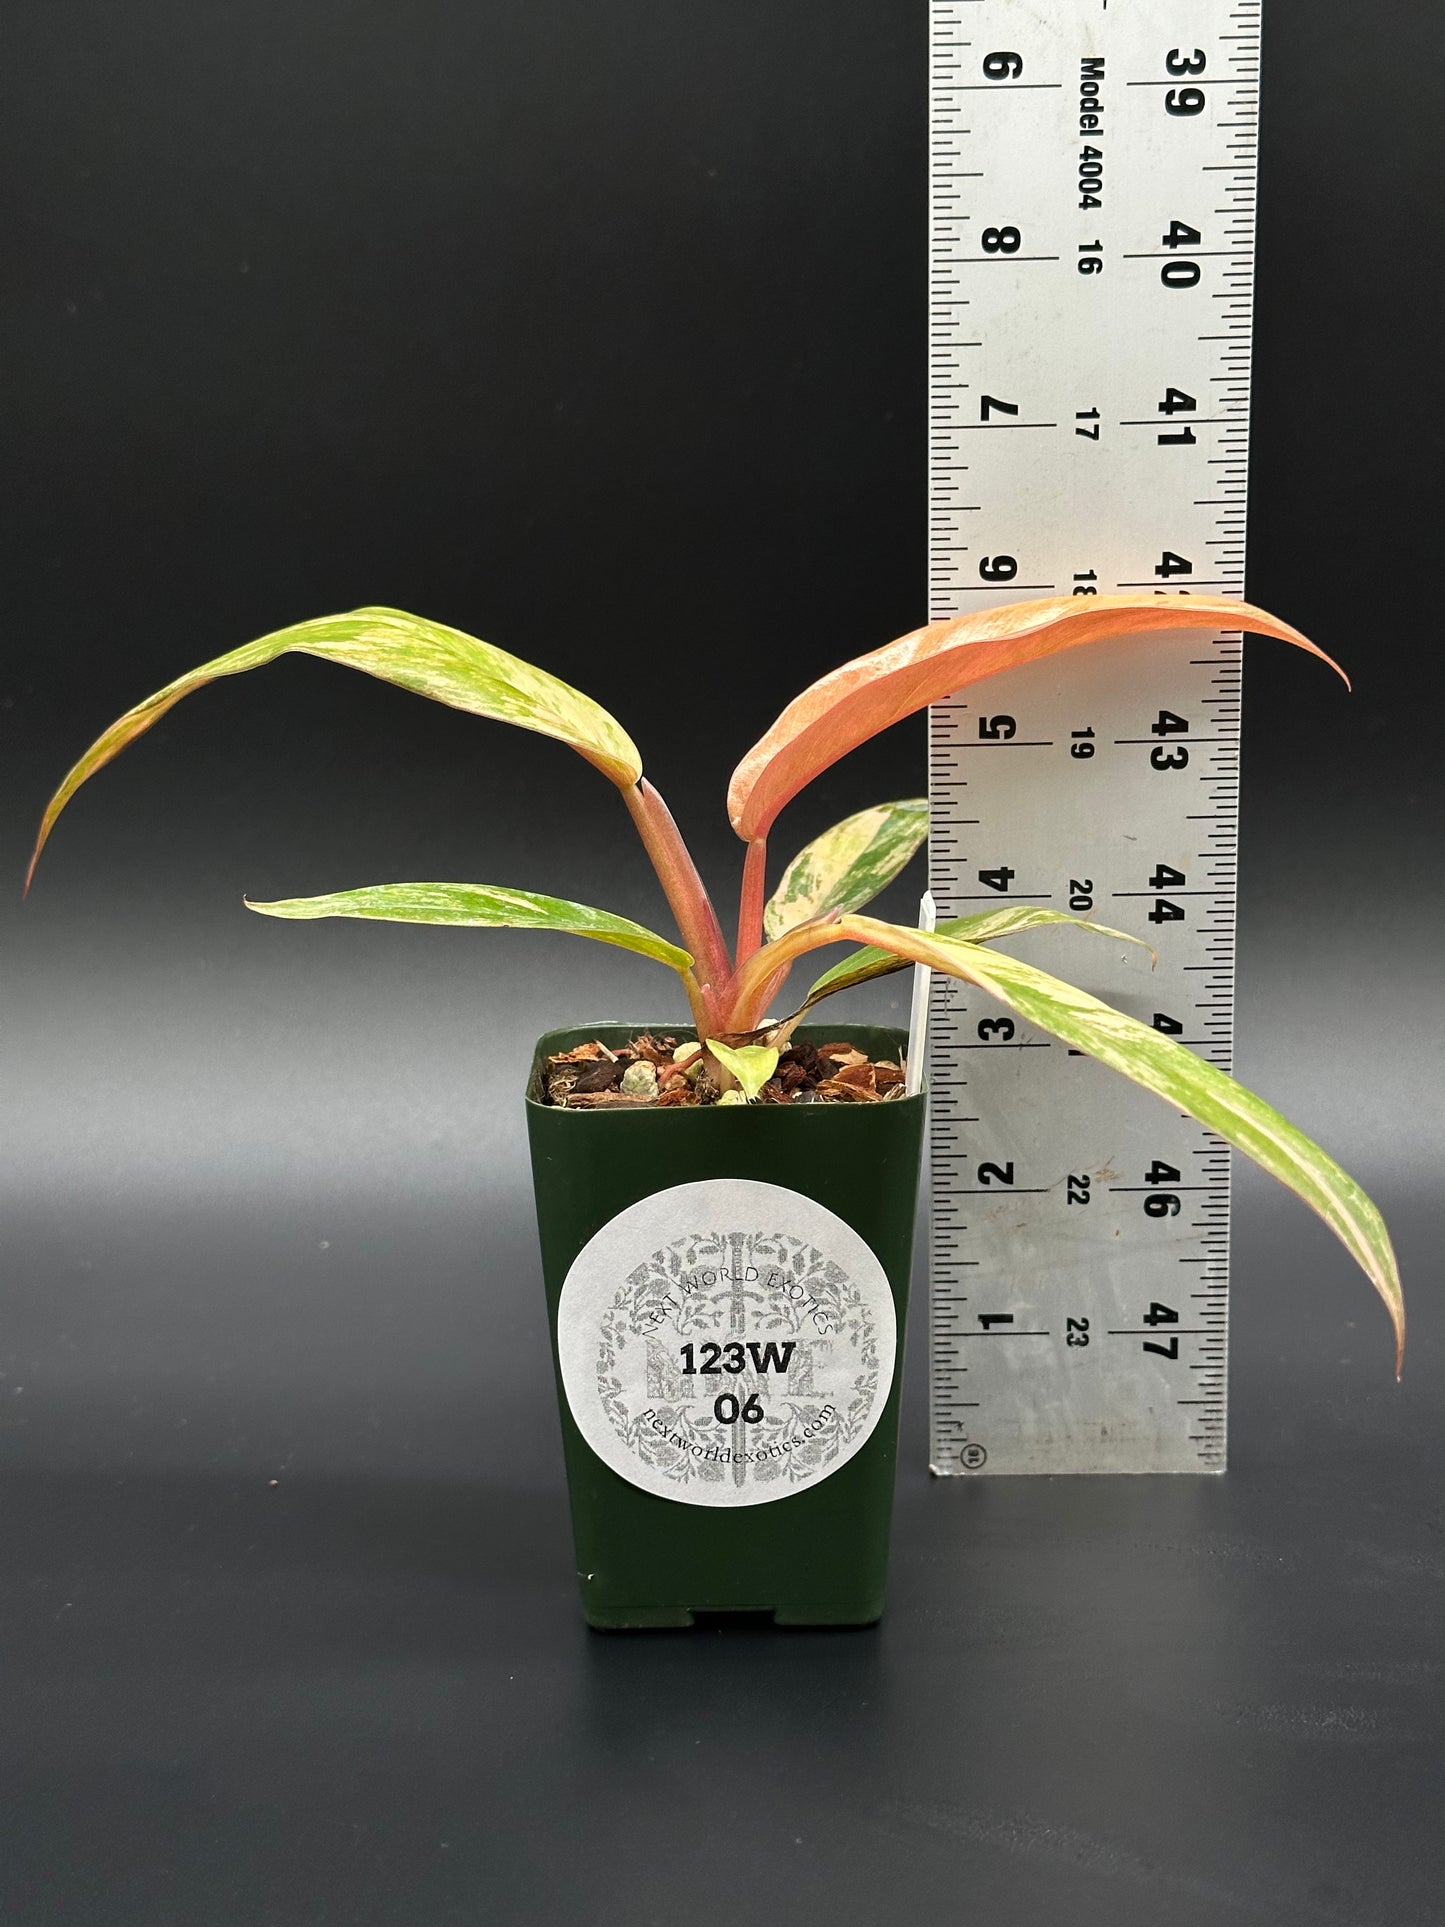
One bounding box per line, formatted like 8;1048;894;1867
1161;220;1203;294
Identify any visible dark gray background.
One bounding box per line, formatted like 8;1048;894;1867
3;3;1442;1922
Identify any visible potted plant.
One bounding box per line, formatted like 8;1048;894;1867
28;596;1403;1628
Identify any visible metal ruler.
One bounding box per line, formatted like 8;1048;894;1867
927;0;1261;1474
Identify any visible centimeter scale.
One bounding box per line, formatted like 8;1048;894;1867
926;0;1262;1474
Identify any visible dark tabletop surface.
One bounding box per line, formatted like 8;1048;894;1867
5;1162;1440;1927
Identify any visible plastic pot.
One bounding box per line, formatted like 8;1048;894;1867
526;1022;925;1630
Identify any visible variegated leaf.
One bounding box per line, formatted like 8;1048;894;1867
706;1038;780;1102
245;881;692;972
763;798;928;940
840;914;1405;1373
728;595;1344;841
802;905;1146;1007
28;607;642;888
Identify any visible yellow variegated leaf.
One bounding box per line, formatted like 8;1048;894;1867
840;915;1405;1374
801;905;1147;1007
764;798;928;939
28;608;641;888
245;882;692;972
706;1039;780;1102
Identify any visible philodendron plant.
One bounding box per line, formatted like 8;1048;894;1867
29;596;1403;1369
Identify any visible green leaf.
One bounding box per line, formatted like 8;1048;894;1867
842;915;1405;1373
28;607;642;888
764;798;929;940
705;1039;780;1102
245;882;692;973
803;905;1147;1007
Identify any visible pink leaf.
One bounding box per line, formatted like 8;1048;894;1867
727;595;1344;842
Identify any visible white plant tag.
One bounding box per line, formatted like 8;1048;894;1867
906;891;936;1097
556;1179;897;1508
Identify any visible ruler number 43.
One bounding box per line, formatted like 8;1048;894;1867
1151;707;1190;771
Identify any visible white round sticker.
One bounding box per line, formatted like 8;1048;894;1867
556;1179;897;1508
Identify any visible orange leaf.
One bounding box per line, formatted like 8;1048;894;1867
726;594;1345;841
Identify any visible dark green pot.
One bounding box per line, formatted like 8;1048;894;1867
526;1022;925;1630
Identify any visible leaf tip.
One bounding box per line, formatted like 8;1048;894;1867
1377;1247;1404;1378
23;818;54;897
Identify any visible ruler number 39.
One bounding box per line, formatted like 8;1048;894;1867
1164;47;1207;121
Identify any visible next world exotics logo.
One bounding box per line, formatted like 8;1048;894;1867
556;1181;898;1508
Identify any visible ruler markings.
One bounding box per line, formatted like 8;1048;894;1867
928;0;1256;1476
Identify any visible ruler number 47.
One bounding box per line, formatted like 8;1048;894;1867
1142;1297;1181;1361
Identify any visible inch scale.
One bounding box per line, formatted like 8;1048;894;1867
927;0;1261;1474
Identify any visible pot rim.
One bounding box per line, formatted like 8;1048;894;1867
525;1020;926;1113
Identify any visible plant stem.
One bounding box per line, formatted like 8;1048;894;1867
679;968;718;1039
735;838;768;969
730;961;794;1032
725;913;845;1032
621;780;733;1003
